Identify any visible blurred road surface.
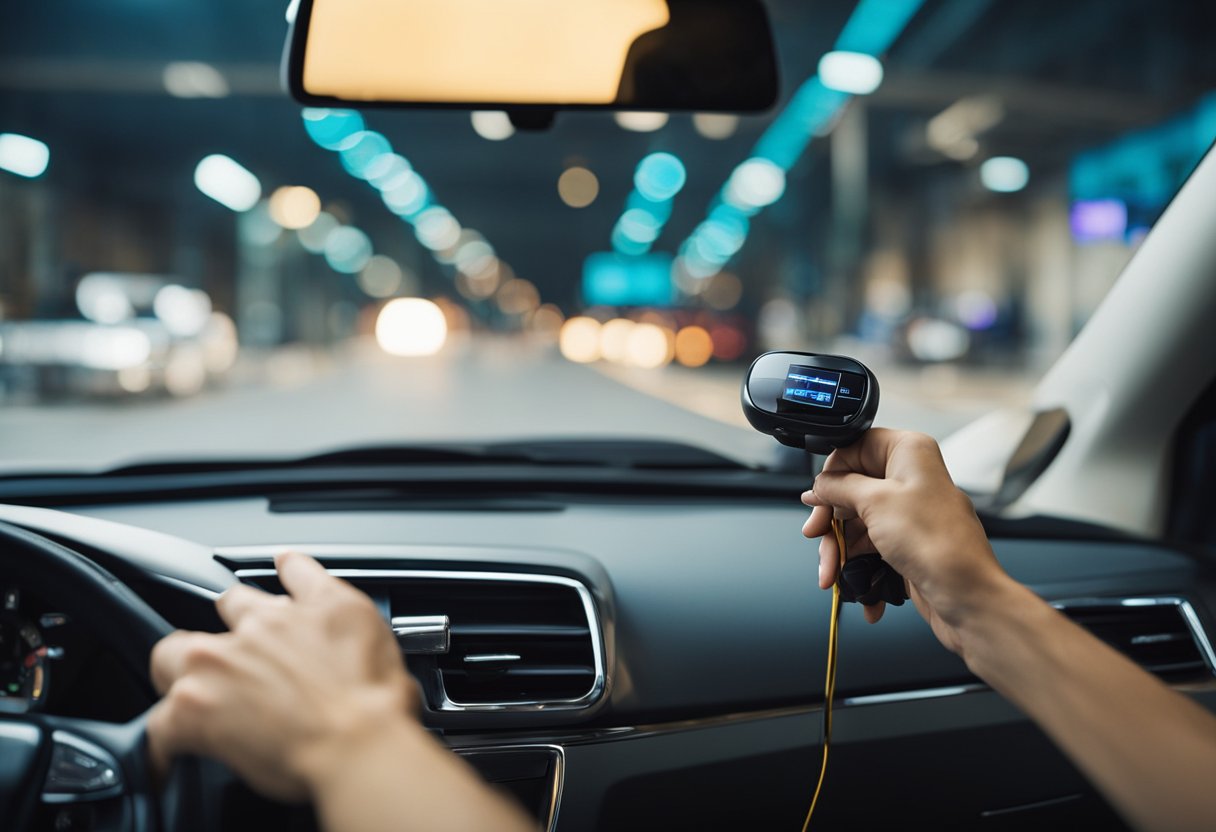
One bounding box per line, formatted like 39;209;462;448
0;336;1032;472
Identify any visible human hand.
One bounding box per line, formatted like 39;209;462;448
801;429;1014;655
147;551;420;801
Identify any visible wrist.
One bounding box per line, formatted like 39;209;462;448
953;578;1050;676
291;698;426;798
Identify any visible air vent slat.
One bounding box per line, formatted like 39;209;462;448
1057;599;1213;684
449;624;590;638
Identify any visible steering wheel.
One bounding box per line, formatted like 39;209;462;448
0;520;174;831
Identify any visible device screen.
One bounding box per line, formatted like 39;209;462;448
782;365;841;408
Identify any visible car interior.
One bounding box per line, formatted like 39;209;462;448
2;1;1216;831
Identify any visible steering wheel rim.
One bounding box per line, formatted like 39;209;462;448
0;520;174;831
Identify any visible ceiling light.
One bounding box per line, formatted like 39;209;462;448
818;51;884;95
162;62;229;98
980;156;1029;193
193;154;261;212
0;133;50;178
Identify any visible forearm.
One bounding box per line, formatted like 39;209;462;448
302;717;535;832
960;580;1216;832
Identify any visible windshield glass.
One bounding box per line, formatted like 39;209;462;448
2;1;1214;472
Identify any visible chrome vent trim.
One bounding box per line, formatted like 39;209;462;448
1050;595;1216;677
233;566;607;713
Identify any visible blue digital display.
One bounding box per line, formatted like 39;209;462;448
782;365;840;408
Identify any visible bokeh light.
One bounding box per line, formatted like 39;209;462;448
338;131;393;179
302;108;365;150
709;324;746;361
614;112;668;132
268;186;322;229
194;154;261;212
674;326;714;367
154;285;212;337
558;166;599;208
980;156;1030;193
818;51;885;95
414;207;462;251
634;152;687;202
559;317;602;363
527;304;565;338
0;133;51;178
375;298;448;357
724;158;786;212
495;278;541;316
693;114;740;140
471;111;515;141
598;318;635;363
323;226;374;273
381;170;430;218
357;255;405;298
624;323;673;369
297;211;339;253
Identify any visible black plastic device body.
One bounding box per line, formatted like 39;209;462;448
741;351;880;455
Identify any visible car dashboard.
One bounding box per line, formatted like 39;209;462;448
2;492;1215;831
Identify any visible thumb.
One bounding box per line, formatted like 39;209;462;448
811;470;886;519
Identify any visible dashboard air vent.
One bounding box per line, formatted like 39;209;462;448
1055;598;1215;682
237;567;605;712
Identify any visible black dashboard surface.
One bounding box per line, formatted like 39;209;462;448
2;495;1213;830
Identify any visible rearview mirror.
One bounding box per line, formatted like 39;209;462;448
283;0;779;113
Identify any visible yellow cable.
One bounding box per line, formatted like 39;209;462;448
801;516;847;832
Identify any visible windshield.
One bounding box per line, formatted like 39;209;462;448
1;1;1214;472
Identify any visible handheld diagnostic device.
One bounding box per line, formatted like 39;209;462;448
742;350;906;830
741;350;907;608
741;351;880;455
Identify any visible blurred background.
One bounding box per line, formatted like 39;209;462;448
1;0;1215;469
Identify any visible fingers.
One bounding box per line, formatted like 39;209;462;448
801;501;833;539
145;699;176;780
817;526;839;590
150;630;203;696
810;470;885;519
862;600;886;624
215;584;281;631
275;551;334;601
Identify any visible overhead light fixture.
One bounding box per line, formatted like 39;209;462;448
470;111;514;141
818;51;884;96
980;156;1029;193
614;112;669;132
162;62;229;98
0;133;50;178
193;154;261;211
